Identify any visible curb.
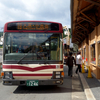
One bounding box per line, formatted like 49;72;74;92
78;73;96;100
77;73;84;91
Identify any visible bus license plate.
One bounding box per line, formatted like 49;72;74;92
27;80;39;86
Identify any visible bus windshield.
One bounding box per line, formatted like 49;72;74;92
4;32;63;61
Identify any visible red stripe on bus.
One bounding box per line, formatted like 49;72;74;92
60;65;63;68
13;74;52;76
3;65;56;72
3;65;11;69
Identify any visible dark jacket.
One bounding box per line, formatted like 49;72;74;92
66;56;76;67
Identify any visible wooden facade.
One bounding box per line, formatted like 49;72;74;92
71;0;100;79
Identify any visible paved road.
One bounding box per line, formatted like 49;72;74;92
0;65;87;100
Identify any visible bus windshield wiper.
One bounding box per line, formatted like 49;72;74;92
17;52;30;64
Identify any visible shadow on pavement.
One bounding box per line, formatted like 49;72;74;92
13;85;72;94
13;83;83;94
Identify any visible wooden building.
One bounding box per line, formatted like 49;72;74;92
71;0;100;79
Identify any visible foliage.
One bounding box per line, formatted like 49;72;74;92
0;32;3;37
73;43;78;52
0;45;3;48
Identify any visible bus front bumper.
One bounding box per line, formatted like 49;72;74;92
2;79;63;86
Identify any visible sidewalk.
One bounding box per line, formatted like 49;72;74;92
78;72;100;100
64;65;87;100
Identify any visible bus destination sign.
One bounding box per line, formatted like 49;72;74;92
7;22;59;31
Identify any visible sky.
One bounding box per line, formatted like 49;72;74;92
0;0;71;31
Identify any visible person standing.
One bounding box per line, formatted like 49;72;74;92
66;52;76;77
16;45;23;53
75;52;82;74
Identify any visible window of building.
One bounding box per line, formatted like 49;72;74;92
91;44;96;64
98;41;100;66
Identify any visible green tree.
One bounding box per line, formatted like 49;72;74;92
0;32;3;37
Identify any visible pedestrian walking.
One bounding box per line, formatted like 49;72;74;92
66;52;76;77
75;52;82;74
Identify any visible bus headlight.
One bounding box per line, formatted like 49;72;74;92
55;71;61;78
56;72;60;74
56;75;60;78
4;72;13;79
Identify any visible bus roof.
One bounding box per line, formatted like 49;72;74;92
5;20;62;24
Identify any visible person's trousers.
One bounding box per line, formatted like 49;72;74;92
68;66;73;76
76;64;81;73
